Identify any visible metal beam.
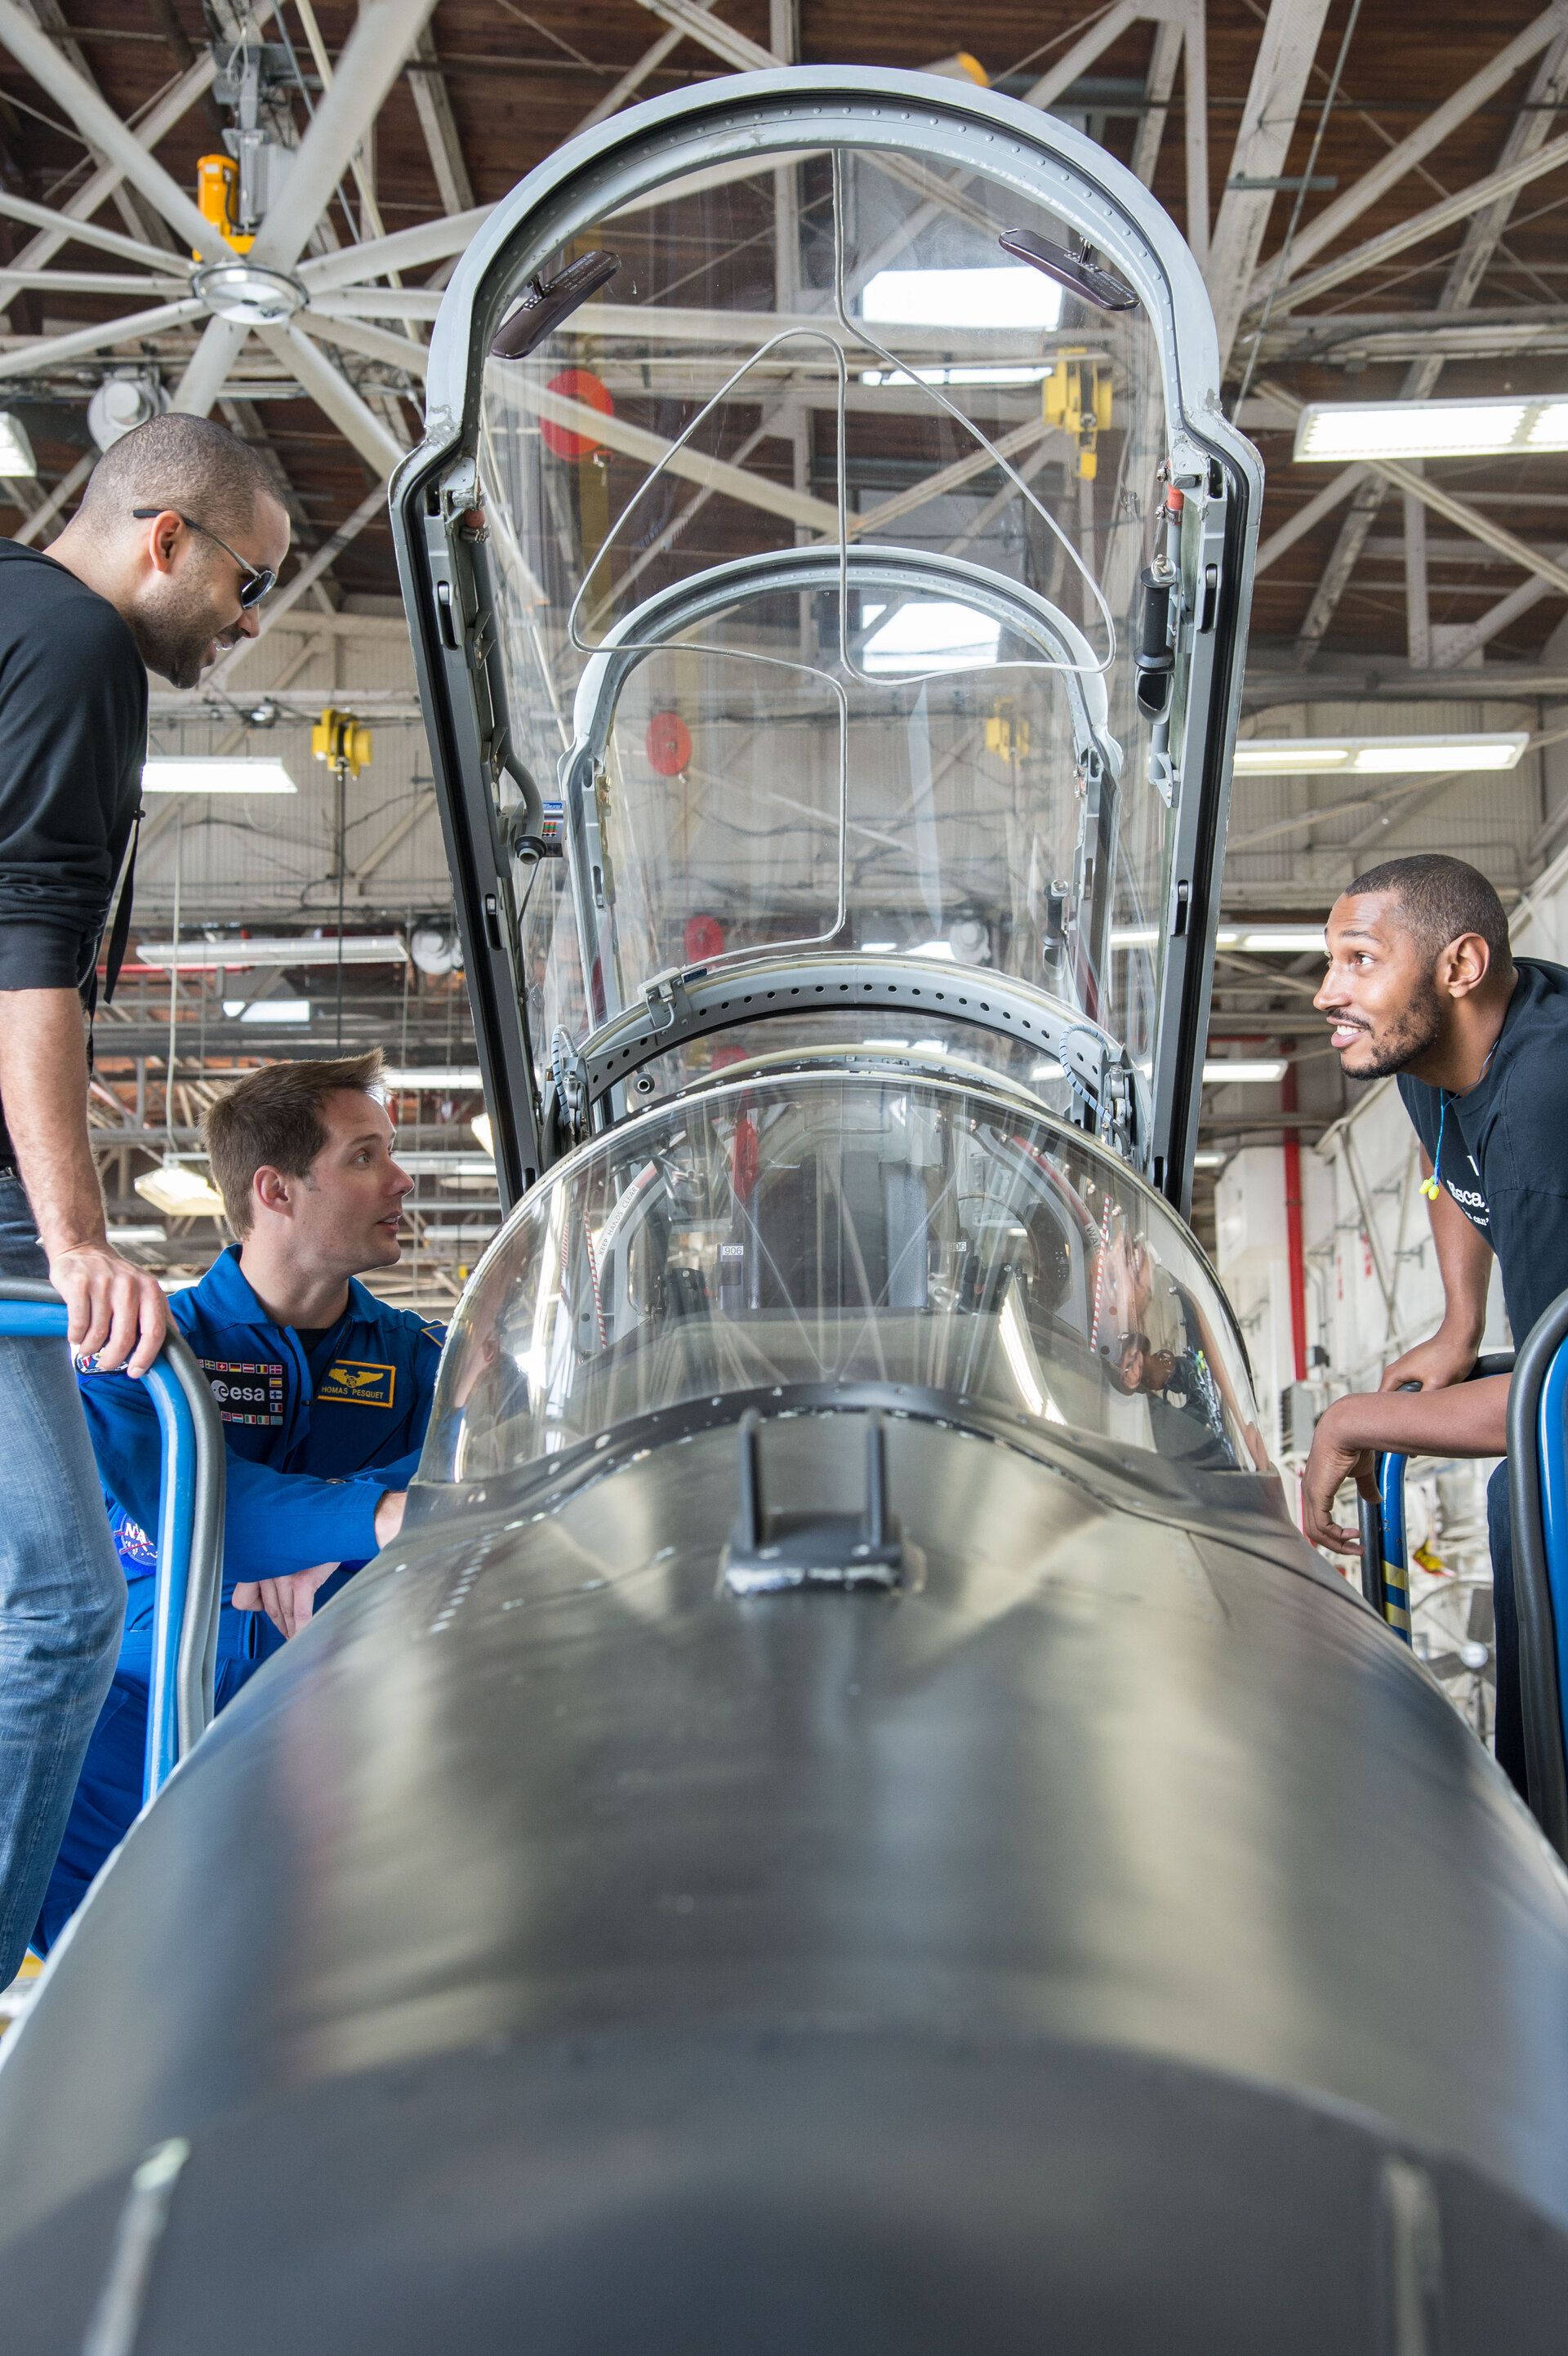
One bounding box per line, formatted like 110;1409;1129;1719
1432;564;1568;667
573;0;719;136
257;322;407;475
1292;33;1568;661
1403;470;1430;670
7;449;92;546
2;49;222;282
1247;4;1568;307
517;374;842;534
0;298;207;381
1130;15;1184;187
1181;0;1209;274
0;188;178;275
15;0;175;253
1254;465;1369;574
172;318;253;419
249;0;439;274
1269;123;1568;314
408;20;474;216
1205;0;1334;372
1018;0;1142;111
298;206;492;295
0;0;224;259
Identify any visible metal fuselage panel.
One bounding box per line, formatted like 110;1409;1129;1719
3;1413;1568;2337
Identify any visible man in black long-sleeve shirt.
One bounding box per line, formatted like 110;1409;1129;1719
0;413;289;1983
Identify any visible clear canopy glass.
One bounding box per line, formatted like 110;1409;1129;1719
477;135;1187;1093
422;1071;1265;1486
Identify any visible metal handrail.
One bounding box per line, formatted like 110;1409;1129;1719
1510;1294;1568;1859
0;1279;225;1803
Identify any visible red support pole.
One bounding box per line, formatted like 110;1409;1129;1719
1281;1055;1307;1383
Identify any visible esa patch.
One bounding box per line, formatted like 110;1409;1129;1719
199;1357;285;1426
318;1358;396;1410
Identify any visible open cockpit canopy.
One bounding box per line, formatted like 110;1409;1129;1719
394;69;1262;1212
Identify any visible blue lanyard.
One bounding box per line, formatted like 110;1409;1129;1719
1420;1096;1451;1201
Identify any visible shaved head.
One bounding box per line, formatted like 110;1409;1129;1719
1343;854;1512;972
76;412;281;546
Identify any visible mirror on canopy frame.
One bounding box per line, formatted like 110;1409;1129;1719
394;68;1262;1217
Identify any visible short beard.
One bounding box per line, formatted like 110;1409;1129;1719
129;571;220;689
1343;975;1445;1079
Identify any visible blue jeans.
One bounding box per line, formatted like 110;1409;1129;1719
0;1177;124;1984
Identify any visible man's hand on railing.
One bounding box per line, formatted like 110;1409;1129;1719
1379;1328;1477;1396
232;1564;340;1641
1301;1397;1379;1554
51;1239;168;1378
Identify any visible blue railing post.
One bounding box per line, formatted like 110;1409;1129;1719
1535;1343;1568;1786
1507;1301;1568;1859
1378;1453;1413;1646
0;1280;224;1804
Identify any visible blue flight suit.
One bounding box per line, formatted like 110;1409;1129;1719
34;1245;443;1950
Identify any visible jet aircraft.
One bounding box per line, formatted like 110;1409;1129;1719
4;66;1568;2352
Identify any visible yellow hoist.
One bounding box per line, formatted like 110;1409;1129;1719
195;154;252;256
1043;359;1112;480
312;708;373;777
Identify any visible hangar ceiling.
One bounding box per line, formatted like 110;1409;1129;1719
2;0;1566;1271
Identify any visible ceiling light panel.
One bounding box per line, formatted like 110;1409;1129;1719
141;758;297;795
1202;1061;1287;1085
138;936;407;969
1232;734;1527;776
1294;395;1568;464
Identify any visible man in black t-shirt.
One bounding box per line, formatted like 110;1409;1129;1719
0;413;290;1985
1300;853;1567;1800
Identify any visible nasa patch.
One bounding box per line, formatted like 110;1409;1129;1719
114;1513;157;1570
200;1357;285;1426
318;1358;396;1410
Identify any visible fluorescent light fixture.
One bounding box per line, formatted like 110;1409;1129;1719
865;601;1001;674
1294;394;1568;464
862;364;1051;389
862;265;1062;332
1220;928;1326;955
1202;1060;1287;1085
860;940;899;953
105;1224;167;1245
395;1151;497;1174
139;934;407;969
470;1111;494;1156
142;758;296;795
1193;1151;1227;1170
1232;733;1527;777
135;1161;226;1218
0;411;37;478
381;1067;483;1089
1111;924;1327;954
222;997;310;1023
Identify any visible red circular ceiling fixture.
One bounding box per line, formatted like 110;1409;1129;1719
646;710;693;777
684;914;725;964
541;368;613;461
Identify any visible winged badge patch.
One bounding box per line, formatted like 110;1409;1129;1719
318;1359;396;1410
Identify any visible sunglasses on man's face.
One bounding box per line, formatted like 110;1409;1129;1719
131;507;277;608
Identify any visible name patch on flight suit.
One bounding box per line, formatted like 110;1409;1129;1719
318;1358;396;1410
199;1358;285;1426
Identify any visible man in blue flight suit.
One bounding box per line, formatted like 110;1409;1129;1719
35;1049;444;1948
